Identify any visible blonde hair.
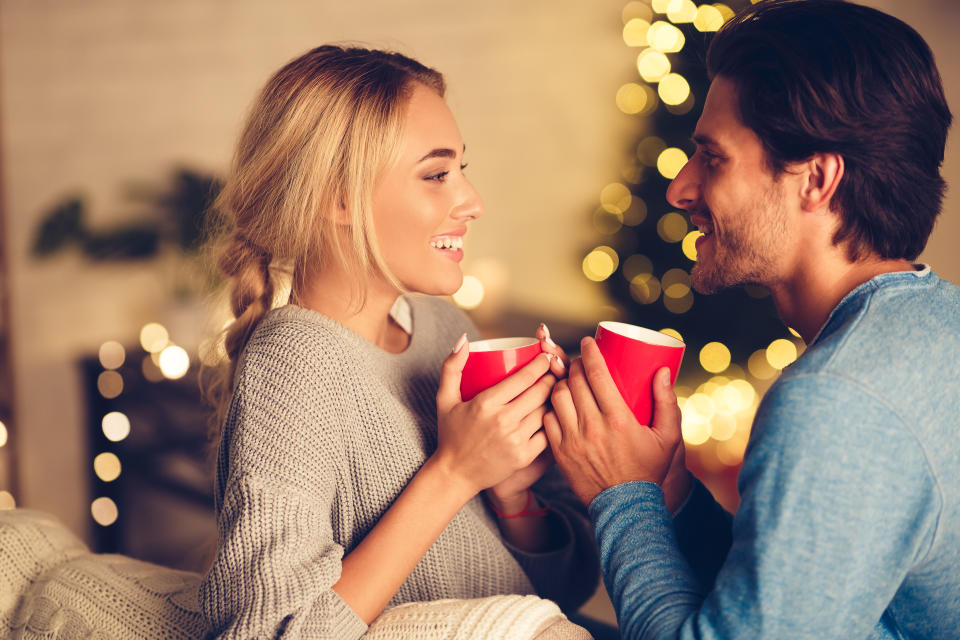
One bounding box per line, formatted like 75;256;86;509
204;45;445;434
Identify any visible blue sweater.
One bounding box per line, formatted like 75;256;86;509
589;267;960;639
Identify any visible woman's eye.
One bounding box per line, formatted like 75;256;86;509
426;171;450;182
460;163;468;171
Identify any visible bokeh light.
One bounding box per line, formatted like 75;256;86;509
616;82;652;115
637;136;667;167
0;491;15;510
666;0;698;23
700;342;731;373
652;0;671;12
664;291;694;314
102;412;131;442
622;254;654;281
662;268;691;298
766;339;798;370
622;0;653;23
93;452;122;482
622;198;648;226
658;73;691;106
453;275;485;309
788;327;802;339
139;323;169;353
682;230;702;261
593;207;624;235
91;497;118;526
694;5;725;31
0;420;6;448
158;345;190;380
600;183;633;214
647;21;685;53
142;355;165;382
660;328;683;342
630;273;662;304
713;3;735;21
98;341;125;370
622;18;650;47
583;247;619;282
637;49;671;83
657;212;688;243
748;349;778;380
97;371;123;399
657;147;688;179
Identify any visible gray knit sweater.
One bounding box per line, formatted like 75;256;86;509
199;295;599;639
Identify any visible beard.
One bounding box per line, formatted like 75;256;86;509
689;185;788;295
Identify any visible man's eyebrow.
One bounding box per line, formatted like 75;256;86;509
417;144;466;163
691;134;720;147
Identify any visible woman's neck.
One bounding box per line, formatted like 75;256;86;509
297;264;410;353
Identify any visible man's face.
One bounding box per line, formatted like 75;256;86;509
666;76;794;294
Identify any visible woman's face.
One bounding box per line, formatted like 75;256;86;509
371;83;484;296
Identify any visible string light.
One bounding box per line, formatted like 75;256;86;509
682;230;701;261
98;341;125;370
453;275;485;309
666;0;698;23
583;246;620;282
622;18;651;47
158;345;190;380
700;342;731;373
93;452;122;482
91;497;118;527
658;73;691;106
647;21;685;53
616;83;652;114
656;147;688;179
102;412;131;442
766;339;798;369
637;50;671;83
694;5;725;32
140;323;169;353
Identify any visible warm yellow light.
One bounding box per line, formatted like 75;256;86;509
657;147;688;179
629;273;662;304
666;0;698;23
688;392;717;421
664;291;694;314
93;452;122;482
593;208;623;235
622;254;654;281
700;342;731;373
583;247;619;282
682;230;702;261
729;378;758;409
662;268;690;290
681;420;710;446
91;497;118;526
637;136;667;167
97;371;123;399
657;212;688;243
622;198;648;226
748;349;778;380
0;491;15;510
710;412;737;441
766;339;798;370
622;0;653;23
98;341;126;370
600;183;632;214
622;18;650;47
658;73;691;106
660;328;683;342
139;323;169;353
637;50;671;83
141;355;165;382
788;327;802;339
0;420;6;448
694;5;725;31
713;3;735;21
647;21;685;53
652;0;671;12
616;83;650;114
158;345;190;380
102;412;131;442
716;431;749;466
453;275;485;309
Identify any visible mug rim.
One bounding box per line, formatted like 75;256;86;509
597;321;685;348
468;337;539;353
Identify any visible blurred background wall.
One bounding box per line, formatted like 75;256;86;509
0;0;957;580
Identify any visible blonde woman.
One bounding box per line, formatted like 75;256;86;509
200;46;599;638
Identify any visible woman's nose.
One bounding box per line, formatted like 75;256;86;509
453;178;484;221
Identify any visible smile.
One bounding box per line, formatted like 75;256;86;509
430;236;463;250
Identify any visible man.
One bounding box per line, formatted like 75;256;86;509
544;1;959;638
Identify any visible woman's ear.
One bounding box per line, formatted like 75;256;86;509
799;152;844;212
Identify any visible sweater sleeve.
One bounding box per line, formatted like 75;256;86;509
199;329;368;640
588;374;941;640
505;467;602;613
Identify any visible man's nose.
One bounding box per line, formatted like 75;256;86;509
666;159;698;211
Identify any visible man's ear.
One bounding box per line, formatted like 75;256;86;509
799;152;844;212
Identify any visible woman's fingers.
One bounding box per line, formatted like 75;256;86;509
436;333;469;413
536;323;569;377
478;352;553;405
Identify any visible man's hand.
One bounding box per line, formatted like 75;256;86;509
543;336;687;507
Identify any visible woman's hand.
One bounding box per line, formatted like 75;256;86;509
537;323;569;379
433;334;557;496
485;449;555;514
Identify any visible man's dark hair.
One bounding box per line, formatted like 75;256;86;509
707;0;952;261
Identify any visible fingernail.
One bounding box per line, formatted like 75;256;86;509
541;322;558;348
661;368;671;386
555;358;565;372
452;333;468;354
545;353;555;363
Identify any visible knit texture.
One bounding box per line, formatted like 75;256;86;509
200;295;599;639
367;595;592;640
0;509;205;639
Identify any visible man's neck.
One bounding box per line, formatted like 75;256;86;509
767;252;916;344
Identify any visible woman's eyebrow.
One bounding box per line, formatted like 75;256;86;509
417;144;466;163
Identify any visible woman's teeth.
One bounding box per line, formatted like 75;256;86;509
430;236;463;250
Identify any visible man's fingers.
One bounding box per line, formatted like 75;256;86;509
579;337;634;418
566;358;603;426
543;410;563;450
437;333;469;412
550;379;580;439
651;367;682;445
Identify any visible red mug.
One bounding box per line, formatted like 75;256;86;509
594;321;685;426
460;337;542;401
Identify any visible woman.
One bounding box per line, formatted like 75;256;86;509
200;45;599;638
